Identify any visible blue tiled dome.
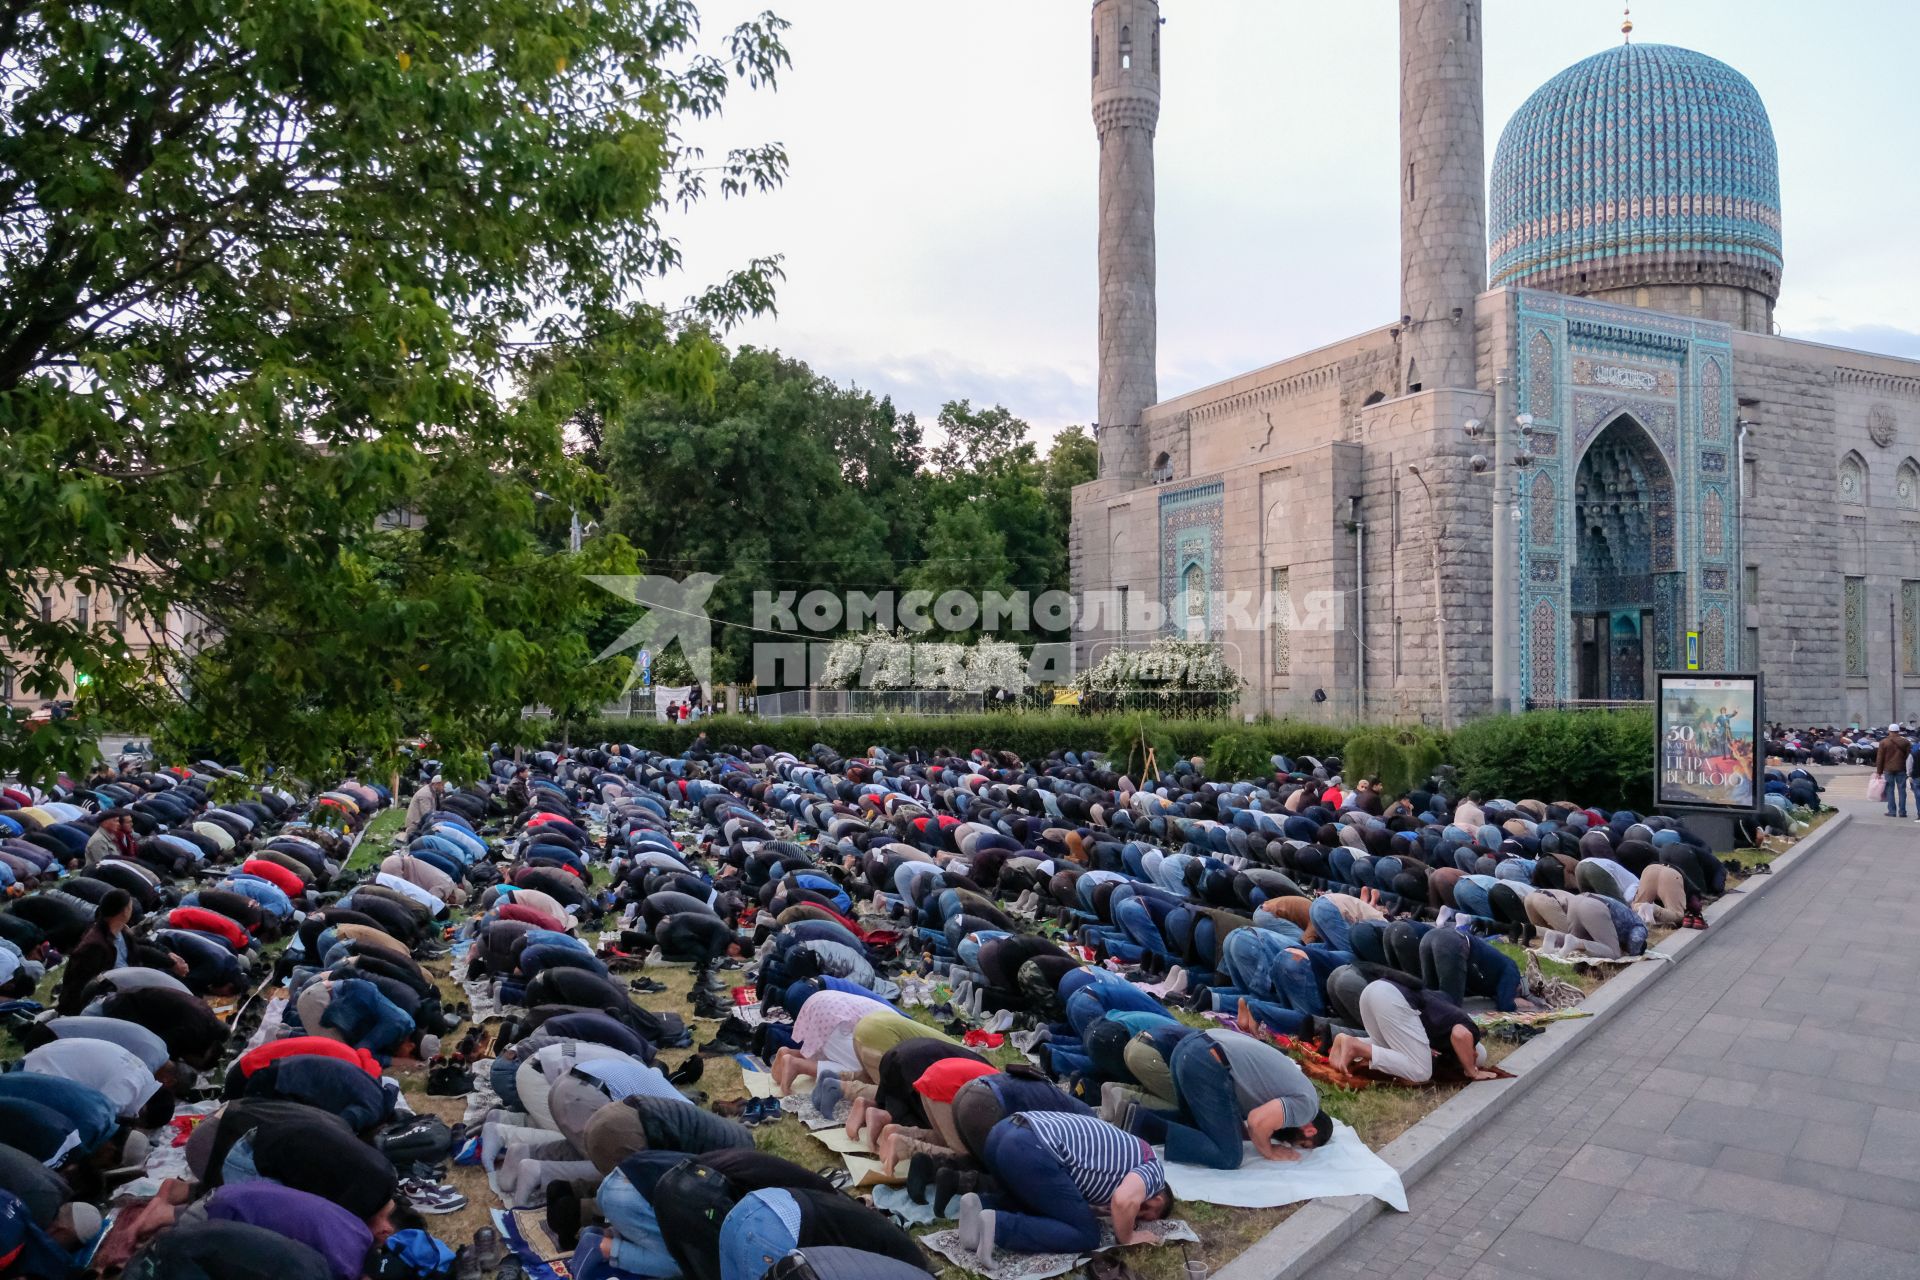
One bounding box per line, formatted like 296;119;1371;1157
1490;43;1782;301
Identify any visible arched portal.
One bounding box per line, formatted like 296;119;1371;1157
1571;415;1676;700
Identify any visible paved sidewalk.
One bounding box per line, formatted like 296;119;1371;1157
1319;793;1920;1280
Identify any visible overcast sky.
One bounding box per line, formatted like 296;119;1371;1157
664;0;1920;433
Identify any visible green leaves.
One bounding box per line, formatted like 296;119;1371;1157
0;0;788;781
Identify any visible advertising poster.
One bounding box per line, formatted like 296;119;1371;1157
1656;674;1760;810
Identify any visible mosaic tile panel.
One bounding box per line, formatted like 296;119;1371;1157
1700;358;1725;440
1845;576;1868;678
1529;559;1560;583
1703;489;1725;560
1529;471;1555;548
1839;454;1865;506
1701;606;1727;669
1528;330;1556;423
1159;482;1224;639
1530;602;1558;702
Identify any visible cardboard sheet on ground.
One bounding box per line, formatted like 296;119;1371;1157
919;1219;1199;1280
740;1068;778;1099
810;1127;875;1155
839;1154;902;1188
1160;1120;1406;1211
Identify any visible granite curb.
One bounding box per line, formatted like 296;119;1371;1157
1212;808;1855;1280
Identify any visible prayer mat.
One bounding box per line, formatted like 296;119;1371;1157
919;1219;1199;1280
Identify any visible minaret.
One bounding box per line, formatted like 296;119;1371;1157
1092;0;1159;483
1399;0;1486;392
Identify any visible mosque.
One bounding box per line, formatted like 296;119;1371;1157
1069;0;1920;730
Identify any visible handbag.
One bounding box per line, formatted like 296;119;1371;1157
1868;773;1886;801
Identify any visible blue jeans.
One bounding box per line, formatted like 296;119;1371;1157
1885;772;1909;817
1308;897;1352;952
596;1170;679;1277
1127;1036;1244;1169
981;1120;1103;1253
718;1191;801;1280
1065;982;1167;1035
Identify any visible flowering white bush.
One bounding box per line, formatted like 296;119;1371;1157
1074;637;1245;693
819;632;1030;691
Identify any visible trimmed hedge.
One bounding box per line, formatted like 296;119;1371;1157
1342;727;1447;799
1448;710;1655;811
565;709;1654;807
566;712;1356;774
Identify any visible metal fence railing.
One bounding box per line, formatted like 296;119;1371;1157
749;688;1243;721
1523;699;1653;714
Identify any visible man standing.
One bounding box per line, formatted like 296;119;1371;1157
405;776;445;839
1875;725;1911;818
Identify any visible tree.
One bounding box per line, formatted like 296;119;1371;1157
0;0;790;780
601;347;921;682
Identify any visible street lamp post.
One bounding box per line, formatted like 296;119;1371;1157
1490;370;1518;714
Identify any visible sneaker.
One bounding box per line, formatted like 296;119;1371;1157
402;1179;469;1215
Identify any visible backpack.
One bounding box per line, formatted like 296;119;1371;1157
378;1114;452;1166
652;1160;742;1280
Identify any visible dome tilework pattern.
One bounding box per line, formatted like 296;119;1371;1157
1489;43;1782;300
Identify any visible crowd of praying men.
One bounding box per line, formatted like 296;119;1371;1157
0;728;1827;1280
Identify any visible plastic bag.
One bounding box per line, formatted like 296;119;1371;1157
1869;773;1886;801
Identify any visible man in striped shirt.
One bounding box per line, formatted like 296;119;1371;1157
957;1112;1173;1263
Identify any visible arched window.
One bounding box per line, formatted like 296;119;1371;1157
1839;451;1867;506
1898;458;1920;512
1091;34;1099;79
1150;451;1172;483
1361;390;1386;407
1119;25;1132;70
1152;27;1160;73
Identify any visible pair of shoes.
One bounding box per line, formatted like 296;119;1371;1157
628;976;667;993
739;1097;783;1126
956;1193;996;1266
401;1177;469;1215
427;1060;475;1096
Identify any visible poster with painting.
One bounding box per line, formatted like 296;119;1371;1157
1656;673;1761;810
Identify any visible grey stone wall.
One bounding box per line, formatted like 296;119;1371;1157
1735;335;1920;727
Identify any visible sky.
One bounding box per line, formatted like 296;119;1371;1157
663;1;1920;434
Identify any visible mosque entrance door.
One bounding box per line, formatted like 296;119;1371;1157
1571;416;1676;702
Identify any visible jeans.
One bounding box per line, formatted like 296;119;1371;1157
1308;898;1352;952
1065;981;1167;1036
980;1120;1103;1253
718;1190;801;1280
1128;1036;1244;1169
597;1170;680;1277
1885;771;1909;817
